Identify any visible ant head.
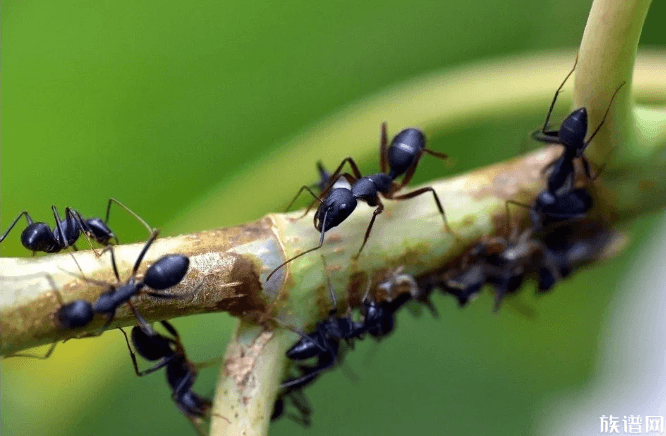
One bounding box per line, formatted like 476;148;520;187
54;300;94;329
558;108;587;151
20;223;56;252
314;189;357;231
388;128;426;178
130;325;177;361
142;254;190;290
84;218;116;245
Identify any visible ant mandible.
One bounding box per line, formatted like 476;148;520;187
267;123;452;281
0;198;153;256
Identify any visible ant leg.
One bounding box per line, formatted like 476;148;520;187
423;148;449;161
0;211;32;243
296;157;364;218
51;206;72;250
160;320;181;340
266;209;329;282
285;185;323;215
380;122;388;173
314;161;332;192
355;202;384;258
313;156;364;202
4;342;58;360
393;187;452;233
286;389;312;427
538;53;578;136
320;255;338;312
583;81;626;149
118;327;174;376
106;198;154;239
103;245;122;282
66;207;101;256
131;230;161;276
280;353;336;390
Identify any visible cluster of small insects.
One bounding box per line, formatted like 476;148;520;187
1;200;221;434
270;57;625;425
2;57;626;433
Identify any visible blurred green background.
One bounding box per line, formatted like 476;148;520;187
2;0;665;435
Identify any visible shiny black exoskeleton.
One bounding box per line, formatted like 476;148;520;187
91;230;190;326
361;292;411;340
268;123;451;281
0;207;82;254
0;198;152;255
533;56;625;193
120;318;227;434
530;188;593;229
280;274;365;390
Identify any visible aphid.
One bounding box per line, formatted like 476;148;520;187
533;56;626;193
377;266;438;317
268;123;451;281
88;230;191;326
445;229;559;310
0;198;153;255
120;316;230;434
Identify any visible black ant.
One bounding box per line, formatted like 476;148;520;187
0;198;152;255
533;56;626;193
1;274;96;359
119;314;230;434
280;261;365;390
267;123;451;281
87;230;191;326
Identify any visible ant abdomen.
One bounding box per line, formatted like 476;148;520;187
55;300;94;329
21;223;58;252
387;128;426;178
143;255;190;290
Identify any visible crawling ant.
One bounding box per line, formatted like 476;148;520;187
268;123;451;281
4;236;190;359
1;272;97;359
88;230;191;326
533;56;626;193
119;314;230;434
280;260;365;390
0;198;153;255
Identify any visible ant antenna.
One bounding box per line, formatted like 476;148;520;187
582;81;627;148
320;255;337;310
267;209;328;282
540;53;578;135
